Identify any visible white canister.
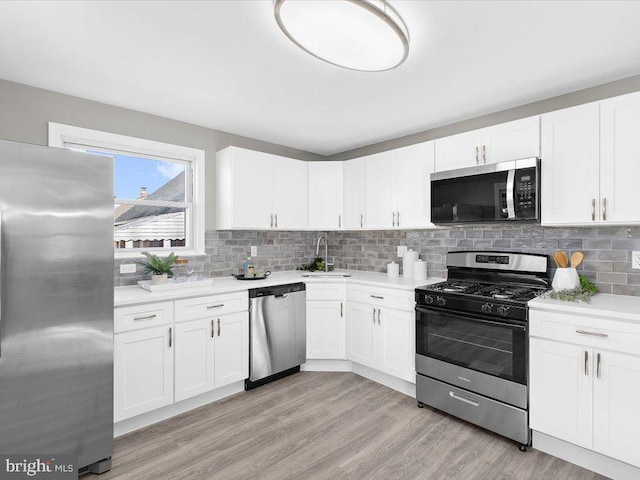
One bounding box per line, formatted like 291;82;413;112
552;267;580;291
387;261;400;278
413;259;427;281
403;249;419;278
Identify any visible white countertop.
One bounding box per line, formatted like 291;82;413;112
529;293;640;323
114;269;445;307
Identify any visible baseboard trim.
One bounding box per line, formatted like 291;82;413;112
114;381;244;437
351;363;416;398
301;359;351;372
532;431;640;480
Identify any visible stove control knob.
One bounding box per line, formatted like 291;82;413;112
481;303;494;314
497;306;510;317
425;295;434;305
436;296;446;307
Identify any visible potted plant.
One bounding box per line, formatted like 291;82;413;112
135;251;179;285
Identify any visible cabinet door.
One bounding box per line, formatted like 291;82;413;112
364;151;395;228
541;103;600;225
529;338;593;449
347;302;377;368
434;130;481;172
481;116;540;164
308;161;343;229
230;149;271;228
306;300;346;359
395;141;435;228
214;312;249;388
271;156;308;229
600;92;640;223
174;319;215;402
343;157;366;229
593;350;640;468
377;307;414;382
114;326;174;422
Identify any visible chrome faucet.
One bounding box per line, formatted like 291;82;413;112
315;235;329;272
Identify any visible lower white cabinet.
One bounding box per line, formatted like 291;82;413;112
114;325;174;422
346;302;376;367
174;318;215;402
214;312;249;388
306;283;346;360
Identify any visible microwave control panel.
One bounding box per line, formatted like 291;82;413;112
515;167;537;219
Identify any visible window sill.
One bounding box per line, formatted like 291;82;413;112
115;248;204;260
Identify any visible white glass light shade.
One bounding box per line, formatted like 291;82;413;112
274;0;409;72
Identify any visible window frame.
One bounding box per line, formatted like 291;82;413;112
48;122;205;259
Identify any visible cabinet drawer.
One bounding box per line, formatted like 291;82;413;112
115;302;173;333
306;283;346;301
530;310;640;355
175;291;248;322
347;284;414;311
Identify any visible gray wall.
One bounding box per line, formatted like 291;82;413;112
0;79;324;229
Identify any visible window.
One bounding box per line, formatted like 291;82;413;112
49;123;205;258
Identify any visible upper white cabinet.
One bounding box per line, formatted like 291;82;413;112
542;91;640;225
308;161;343;229
342;157;366;229
364;141;435;229
216;146;308;229
434;116;540;171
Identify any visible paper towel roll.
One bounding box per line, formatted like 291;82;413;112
403;249;419;277
413;259;427;281
387;261;399;278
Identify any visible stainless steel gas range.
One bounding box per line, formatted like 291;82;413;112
415;251;549;450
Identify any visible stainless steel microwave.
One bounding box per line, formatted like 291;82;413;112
430;158;540;224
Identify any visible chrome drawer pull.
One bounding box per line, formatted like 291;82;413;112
449;391;479;407
133;314;157;321
576;330;608;338
207;304;224;309
370;295;384;300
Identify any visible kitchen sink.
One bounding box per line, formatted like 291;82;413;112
300;273;351;278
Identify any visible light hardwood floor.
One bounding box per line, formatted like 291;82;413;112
91;372;607;480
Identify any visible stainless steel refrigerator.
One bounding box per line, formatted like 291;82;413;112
0;139;114;474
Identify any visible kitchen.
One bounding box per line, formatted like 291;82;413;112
1;1;640;479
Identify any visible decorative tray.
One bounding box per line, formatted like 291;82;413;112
138;276;213;292
232;271;271;281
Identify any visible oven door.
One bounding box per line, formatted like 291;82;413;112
416;306;527;386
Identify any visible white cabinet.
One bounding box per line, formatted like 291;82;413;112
346;284;415;382
174;318;215;402
306;283;346;360
114;325;174;422
214;312;249;388
435;116;540;171
529;304;640;468
342;157;366;229
364;141;435;229
541;91;640;225
308;161;343;229
216;146;308;229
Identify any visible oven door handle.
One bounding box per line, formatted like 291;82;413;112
415;306;527;331
506;169;516;220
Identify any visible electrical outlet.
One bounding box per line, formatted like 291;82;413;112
632;251;640;269
120;263;136;274
251;246;258;257
397;246;407;257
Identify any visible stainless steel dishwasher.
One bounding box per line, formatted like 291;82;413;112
246;283;306;390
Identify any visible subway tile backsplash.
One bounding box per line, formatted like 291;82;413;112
114;225;640;297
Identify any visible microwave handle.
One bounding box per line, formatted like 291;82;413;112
506;169;516;220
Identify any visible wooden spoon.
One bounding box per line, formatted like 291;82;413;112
554;251;568;268
570;251;584;268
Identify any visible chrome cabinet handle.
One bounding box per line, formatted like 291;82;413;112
377;308;381;325
207;304;224;310
576;329;608;338
591;198;596;221
338;215;342;228
340;302;343;317
133;314;157;321
372;308;376;324
449;391;480;407
475;146;479;165
270;214;273;228
396;211;400;227
584;350;588;376
360;213;364;228
169;327;172;348
482;144;487;164
602;197;607;221
275;213;278;228
370;295;384;300
217;318;221;337
211;319;214;338
392;212;396;227
597;352;601;379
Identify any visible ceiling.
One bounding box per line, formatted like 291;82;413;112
2;1;640;156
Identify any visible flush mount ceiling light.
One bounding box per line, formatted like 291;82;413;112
274;0;409;72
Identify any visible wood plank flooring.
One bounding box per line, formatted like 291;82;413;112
89;372;607;480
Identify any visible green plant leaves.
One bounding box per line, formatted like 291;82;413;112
134;251;179;276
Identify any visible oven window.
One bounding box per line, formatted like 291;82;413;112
416;309;526;384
